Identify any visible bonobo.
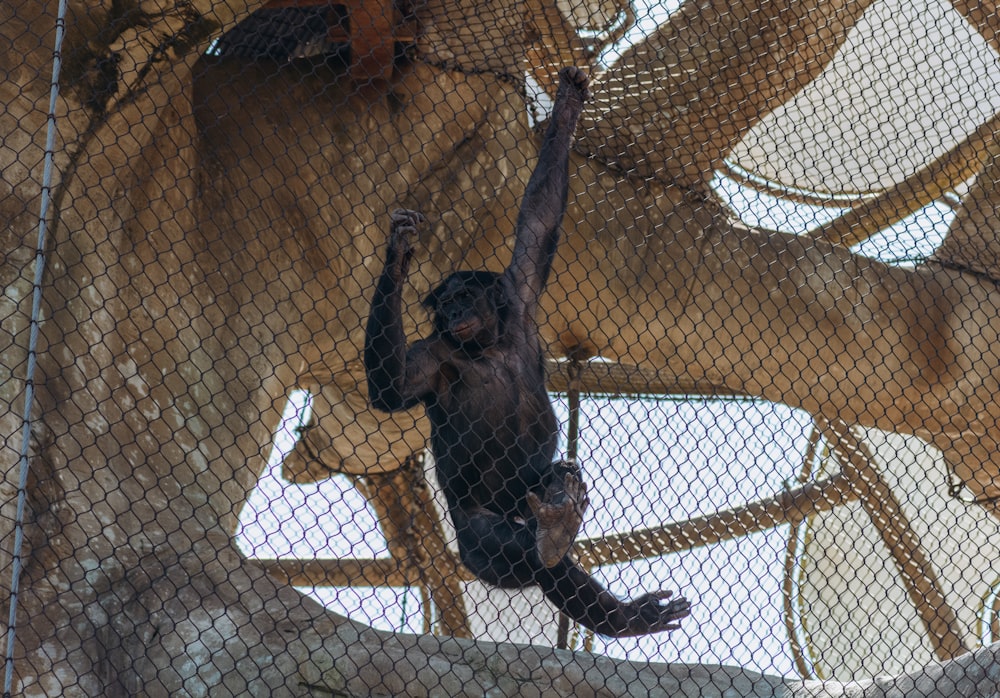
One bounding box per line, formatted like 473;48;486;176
364;67;690;637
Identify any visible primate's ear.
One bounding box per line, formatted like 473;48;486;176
422;273;464;312
422;285;444;312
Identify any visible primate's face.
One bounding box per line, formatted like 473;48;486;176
424;272;506;350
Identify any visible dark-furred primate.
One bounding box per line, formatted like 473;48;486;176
364;67;690;637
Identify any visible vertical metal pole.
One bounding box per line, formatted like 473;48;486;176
4;1;68;693
556;359;582;650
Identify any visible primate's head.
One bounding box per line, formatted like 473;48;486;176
423;271;509;350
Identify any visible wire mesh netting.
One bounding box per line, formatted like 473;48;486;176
4;0;1000;695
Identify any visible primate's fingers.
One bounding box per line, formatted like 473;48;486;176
657;593;692;622
388;210;424;258
526;491;542;514
391;208;425;226
390;210;424;241
557;66;591;101
563;474;589;514
615;591;692;636
648;590;692;615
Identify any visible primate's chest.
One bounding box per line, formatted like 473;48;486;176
434;350;548;432
446;354;524;414
430;349;556;504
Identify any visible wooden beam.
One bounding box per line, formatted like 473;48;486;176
357;456;472;638
310;358;744;400
948;0;1000;55
524;0;590;98
783;426;825;679
544;358;744;398
345;0;396;81
573;469;858;568
818;418;967;661
258;465;860;594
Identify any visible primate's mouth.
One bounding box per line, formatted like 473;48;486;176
452;320;477;338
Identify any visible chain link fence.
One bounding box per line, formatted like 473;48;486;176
3;0;1000;694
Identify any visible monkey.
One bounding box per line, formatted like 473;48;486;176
364;66;690;637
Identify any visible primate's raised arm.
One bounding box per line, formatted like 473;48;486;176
365;210;437;412
506;67;590;320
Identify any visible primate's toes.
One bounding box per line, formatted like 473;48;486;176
529;489;585;568
564;473;589;514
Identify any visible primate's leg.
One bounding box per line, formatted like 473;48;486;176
451;506;541;589
538;558;692;638
527;460;589;568
451;500;692;637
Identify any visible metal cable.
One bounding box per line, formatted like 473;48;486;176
4;0;69;693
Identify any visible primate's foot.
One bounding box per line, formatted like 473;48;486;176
527;473;589;568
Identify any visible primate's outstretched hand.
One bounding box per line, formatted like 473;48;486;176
618;591;692;637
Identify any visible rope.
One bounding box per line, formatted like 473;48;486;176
4;0;69;692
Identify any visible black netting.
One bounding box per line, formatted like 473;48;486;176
3;0;1000;694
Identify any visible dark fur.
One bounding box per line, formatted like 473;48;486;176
364;68;690;637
